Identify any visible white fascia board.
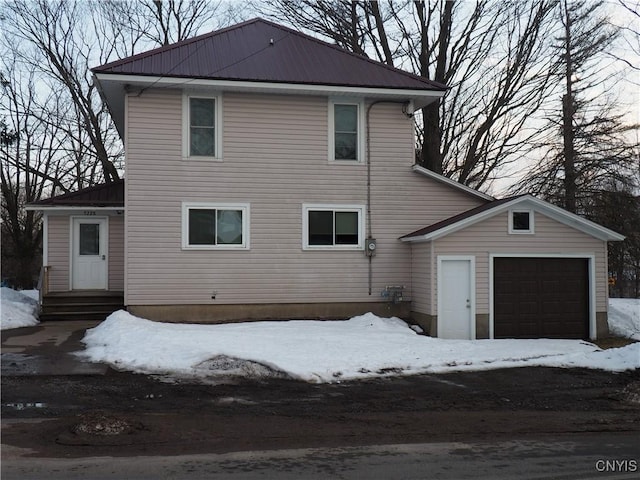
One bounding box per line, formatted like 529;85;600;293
402;194;625;243
412;165;494;201
94;73;445;101
523;196;626;242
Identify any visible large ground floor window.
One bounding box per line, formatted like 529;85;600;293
302;204;364;250
182;202;249;250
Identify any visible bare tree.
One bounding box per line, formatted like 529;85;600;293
99;0;239;56
259;0;559;191
614;0;640;72
1;72;48;288
514;0;638;213
0;0;122;185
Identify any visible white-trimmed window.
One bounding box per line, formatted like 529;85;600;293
182;202;249;249
182;93;223;159
328;99;365;163
303;204;365;249
509;210;534;234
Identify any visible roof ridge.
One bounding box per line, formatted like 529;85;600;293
93;18;446;91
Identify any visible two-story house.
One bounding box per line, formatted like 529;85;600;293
30;18;624;340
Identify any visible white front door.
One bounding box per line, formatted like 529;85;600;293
438;257;475;339
72;217;108;290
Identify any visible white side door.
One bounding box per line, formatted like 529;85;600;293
438;257;475;339
72;217;108;290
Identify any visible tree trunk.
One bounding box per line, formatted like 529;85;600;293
562;1;577;213
419;0;453;175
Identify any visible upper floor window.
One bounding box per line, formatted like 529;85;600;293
302;204;365;250
182;202;249;250
509;210;534;234
183;94;222;160
329;99;364;163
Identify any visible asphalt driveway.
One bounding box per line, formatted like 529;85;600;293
1;321;108;376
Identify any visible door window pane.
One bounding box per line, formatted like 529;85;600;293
79;224;100;255
189;209;216;245
335;211;358;245
217;210;243;245
308;211;333;245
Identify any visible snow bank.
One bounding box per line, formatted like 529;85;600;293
1;288;39;330
608;298;640;341
80;310;639;383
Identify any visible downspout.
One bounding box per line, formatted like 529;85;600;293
366;100;414;295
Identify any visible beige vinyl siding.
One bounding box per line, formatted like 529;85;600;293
46;215;69;291
410;242;431;315
108;215;125;290
125;90;485;306
433;211;608;313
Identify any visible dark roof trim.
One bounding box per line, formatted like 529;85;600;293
28;180;124;208
401;196;521;239
401;194;625;242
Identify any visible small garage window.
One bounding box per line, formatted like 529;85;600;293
509;210;534;234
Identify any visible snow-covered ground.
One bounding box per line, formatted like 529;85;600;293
1;286;638;383
79;309;640;383
0;287;39;330
608;298;640;341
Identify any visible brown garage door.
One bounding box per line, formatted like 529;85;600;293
494;257;589;339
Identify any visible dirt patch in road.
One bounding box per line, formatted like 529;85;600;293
2;367;639;458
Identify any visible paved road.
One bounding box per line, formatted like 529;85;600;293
2;433;639;479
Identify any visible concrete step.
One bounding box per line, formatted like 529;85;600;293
38;310;118;322
43;295;124;306
40;292;124;322
41;303;124;313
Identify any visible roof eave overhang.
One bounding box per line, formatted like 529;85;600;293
26;205;125;212
401;195;626;243
94;72;446;137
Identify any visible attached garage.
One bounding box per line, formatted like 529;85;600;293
493;257;590;339
403;195;625;340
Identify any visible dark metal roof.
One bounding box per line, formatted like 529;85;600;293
401;196;523;239
31;180;124;208
93;18;446;91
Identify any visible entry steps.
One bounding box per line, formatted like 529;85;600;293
40;291;124;322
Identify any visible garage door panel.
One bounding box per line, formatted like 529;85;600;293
541;279;560;293
494;257;589;339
